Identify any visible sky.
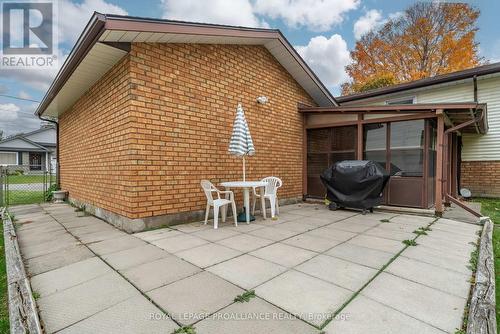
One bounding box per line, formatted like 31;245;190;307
0;0;499;137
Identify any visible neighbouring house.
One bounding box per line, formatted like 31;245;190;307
0;125;57;173
336;63;500;198
35;13;491;231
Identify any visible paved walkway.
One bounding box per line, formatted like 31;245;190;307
10;203;481;333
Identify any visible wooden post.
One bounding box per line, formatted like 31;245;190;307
357;114;363;160
435;113;444;215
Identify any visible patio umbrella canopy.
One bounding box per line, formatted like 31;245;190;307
228;103;255;181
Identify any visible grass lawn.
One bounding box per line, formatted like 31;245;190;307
7;191;45;206
6;175;55;184
0;219;9;333
473;197;500;330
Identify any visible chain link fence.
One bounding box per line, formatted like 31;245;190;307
0;166;56;207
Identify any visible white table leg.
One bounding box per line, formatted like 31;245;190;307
243;188;250;224
260;186;266;219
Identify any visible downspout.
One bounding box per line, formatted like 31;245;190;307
37;115;59;189
473;75;478;102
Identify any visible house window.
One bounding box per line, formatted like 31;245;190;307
390;120;425;176
385;96;416;105
0;152;17;165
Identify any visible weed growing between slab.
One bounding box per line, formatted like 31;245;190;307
380;219;390;223
402;239;418;246
319;217;438;330
234;290;256;303
413;229;428;236
467;242;479;272
32;291;40;301
172;325;196;334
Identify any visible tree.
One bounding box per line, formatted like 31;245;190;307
0;130;3;141
342;2;481;95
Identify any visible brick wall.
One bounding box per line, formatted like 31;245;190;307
59;43;315;220
59;56;137;217
461;161;500;197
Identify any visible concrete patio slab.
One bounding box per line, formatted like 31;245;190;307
325;243;395;269
30;257;112;298
87;235;147;255
37;272;139;333
415;236;476;258
296;255;378;291
58;295;178;334
207;254;286;289
16;203;479;333
361;272;467;332
363;226;415;241
307;225;358;241
282;233;342;252
176;243;242;268
133;228;183;242
386;256;472;298
172;221;212;233
256;270;352;327
102;244;170;270
216;233;274;252
77;229;126;244
325;295;445;334
148;271;243;325
21;236;79;259
328;220;377;233
151;233;208;253
273;220;317;233
347;234;405;254
194;297;319;334
25;244;94;276
122;256;200;291
247;226;299;241
192;228;241;242
250;243;317;267
401;245;472;275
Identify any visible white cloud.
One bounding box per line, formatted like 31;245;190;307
295;34;351;87
254;0;360;31
161;0;267;27
353;9;385;39
58;0;128;45
18;91;33;100
0;103;20;121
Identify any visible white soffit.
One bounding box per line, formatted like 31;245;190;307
98;29;333;107
44;28;333;117
43;42;128;117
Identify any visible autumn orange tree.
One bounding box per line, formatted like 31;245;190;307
342;2;481;95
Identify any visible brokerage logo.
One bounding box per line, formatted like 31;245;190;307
1;1;57;69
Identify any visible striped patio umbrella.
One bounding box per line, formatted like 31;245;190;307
228;103;255;181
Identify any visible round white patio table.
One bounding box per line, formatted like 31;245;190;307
220;181;268;224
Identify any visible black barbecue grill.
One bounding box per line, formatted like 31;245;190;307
320;160;390;214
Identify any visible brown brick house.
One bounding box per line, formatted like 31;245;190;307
37;14;489;231
36;13;336;231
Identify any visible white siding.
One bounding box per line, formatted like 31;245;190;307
341;75;500;161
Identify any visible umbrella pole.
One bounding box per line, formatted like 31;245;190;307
243;156;246;181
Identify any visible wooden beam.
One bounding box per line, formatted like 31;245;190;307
357;114;363;160
435;115;444;215
298;102;485;114
305;113;436;130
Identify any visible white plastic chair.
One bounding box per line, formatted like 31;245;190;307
252;176;282;218
201;180;237;229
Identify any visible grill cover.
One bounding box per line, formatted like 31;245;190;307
320;160;390;209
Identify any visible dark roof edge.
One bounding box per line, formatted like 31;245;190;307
337;62;500;103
